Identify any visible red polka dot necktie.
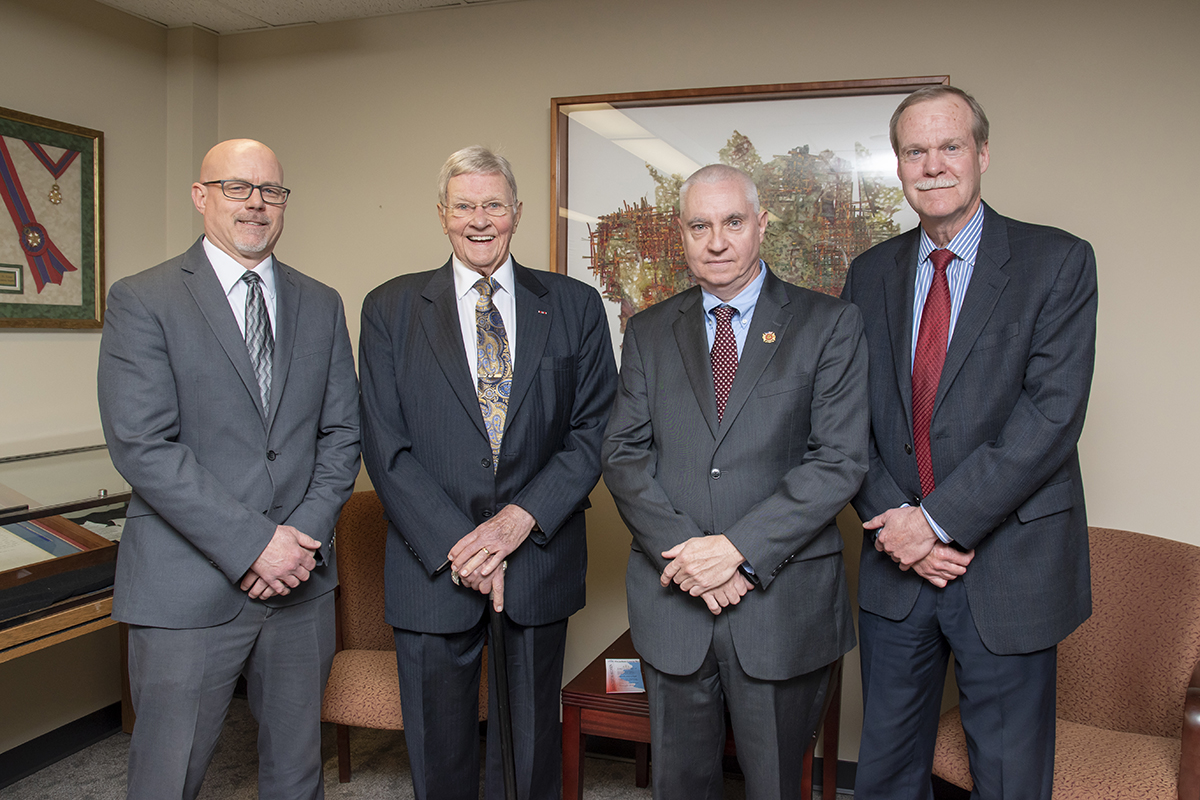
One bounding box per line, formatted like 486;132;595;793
711;305;738;422
912;249;954;496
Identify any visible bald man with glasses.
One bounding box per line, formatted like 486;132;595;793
99;138;360;800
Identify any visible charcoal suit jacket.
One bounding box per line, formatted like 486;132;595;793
98;237;361;629
603;267;867;681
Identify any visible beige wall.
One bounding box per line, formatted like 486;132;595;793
0;0;169;752
2;0;1198;763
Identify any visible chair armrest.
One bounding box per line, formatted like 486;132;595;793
1181;657;1200;800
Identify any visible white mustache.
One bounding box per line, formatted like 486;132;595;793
913;177;959;190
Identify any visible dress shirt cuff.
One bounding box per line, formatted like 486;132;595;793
919;505;953;544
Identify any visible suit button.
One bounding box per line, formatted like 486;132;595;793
481;457;491;468
482;509;493;518
710;468;721;479
904;443;913;455
267;450;277;461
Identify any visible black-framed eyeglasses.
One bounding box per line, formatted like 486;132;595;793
442;201;514;219
202;180;291;205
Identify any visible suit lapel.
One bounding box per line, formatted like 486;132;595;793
885;231;919;432
714;268;792;450
934;206;1009;414
672;288;719;438
267;259;299;429
419;262;489;441
505;262;551;424
179;239;264;423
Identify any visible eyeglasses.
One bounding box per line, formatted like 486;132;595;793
202;180;291;206
442;201;514;219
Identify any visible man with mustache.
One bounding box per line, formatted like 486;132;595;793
841;86;1098;799
99;139;360;799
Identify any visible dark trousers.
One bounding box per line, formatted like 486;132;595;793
126;591;335;800
856;578;1057;800
394;613;568;800
642;611;829;800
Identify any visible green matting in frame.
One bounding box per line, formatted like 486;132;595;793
0;106;103;329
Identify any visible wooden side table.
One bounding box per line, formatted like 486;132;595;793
561;629;841;799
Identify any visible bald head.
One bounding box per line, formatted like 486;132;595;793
199;139;284;185
192;139;287;269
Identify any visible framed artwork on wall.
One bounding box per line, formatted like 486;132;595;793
0;106;104;329
550;75;947;351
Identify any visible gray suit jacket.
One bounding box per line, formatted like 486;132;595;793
359;259;617;632
841;203;1096;654
602;267;867;681
98;237;361;629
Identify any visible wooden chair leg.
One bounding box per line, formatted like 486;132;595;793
822;660;842;797
635;742;650;788
802;730;816;799
337;723;351;783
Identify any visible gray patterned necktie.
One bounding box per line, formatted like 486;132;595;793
241;270;273;412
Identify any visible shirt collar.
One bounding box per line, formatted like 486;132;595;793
452;255;515;301
701;260;767;318
204;237;276;300
918;203;985;267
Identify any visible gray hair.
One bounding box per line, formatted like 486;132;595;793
679;164;760;216
437;146;519;206
889;86;990;155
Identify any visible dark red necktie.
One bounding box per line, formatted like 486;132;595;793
912;249;954;496
711;305;738;422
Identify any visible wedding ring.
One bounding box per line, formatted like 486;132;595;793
451;568;460;586
481;547;490;556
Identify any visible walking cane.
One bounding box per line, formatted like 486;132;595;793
490;584;518;800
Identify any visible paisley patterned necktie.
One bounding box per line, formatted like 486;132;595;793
475;277;512;472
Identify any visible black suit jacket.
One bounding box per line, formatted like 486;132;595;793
603;268;866;680
842;203;1097;654
359;259;617;632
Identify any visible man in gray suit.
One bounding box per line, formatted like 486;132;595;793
842;86;1097;799
98;139;360;800
359;146;616;800
602;164;868;800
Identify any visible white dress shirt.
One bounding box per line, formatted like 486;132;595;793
452;255;517;380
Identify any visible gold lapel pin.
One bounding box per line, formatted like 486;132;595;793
762;331;777;343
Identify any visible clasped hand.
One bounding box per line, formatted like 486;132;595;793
447;504;536;612
660;535;753;615
865;506;974;587
240;524;320;600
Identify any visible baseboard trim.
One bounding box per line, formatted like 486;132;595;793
0;702;123;790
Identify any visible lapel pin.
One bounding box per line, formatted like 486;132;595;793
537;310;548;315
762;331;776;343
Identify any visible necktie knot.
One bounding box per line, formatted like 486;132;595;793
929;249;955;273
475;277;497;302
241;270;262;287
712;304;736;326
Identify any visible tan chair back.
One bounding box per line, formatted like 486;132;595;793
334;491;394;652
1057;526;1200;738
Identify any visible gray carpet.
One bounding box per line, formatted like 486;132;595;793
1;699;844;798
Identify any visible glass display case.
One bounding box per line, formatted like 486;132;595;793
0;444;129;662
